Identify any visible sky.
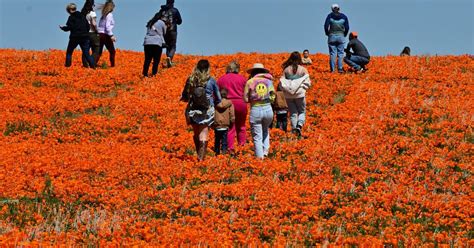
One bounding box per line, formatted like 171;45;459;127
0;0;473;56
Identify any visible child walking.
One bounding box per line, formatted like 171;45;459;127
213;88;235;155
273;85;288;132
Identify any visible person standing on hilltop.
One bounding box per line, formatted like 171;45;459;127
324;3;349;73
60;3;95;68
96;0;116;67
142;12;167;77
344;32;370;73
80;0;100;68
158;0;182;68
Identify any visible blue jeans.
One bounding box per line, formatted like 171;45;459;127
66;37;95;68
344;55;369;70
249;104;273;158
165;31;177;59
286;97;306;130
328;35;345;72
214;128;228;155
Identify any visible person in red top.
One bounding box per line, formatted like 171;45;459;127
217;61;248;153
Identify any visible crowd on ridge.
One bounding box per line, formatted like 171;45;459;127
60;1;412;160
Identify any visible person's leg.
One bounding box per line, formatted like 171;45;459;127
104;35;116;67
227;122;237;151
151;45;163;76
90;33;100;67
97;33;107;66
65;39;79;67
232;100;248;147
344;56;358;70
222;129;228;154
198;126;209;160
193;124;209;160
351;55;369;71
277;112;288;132
336;36;345;72
81;36;91;67
249;106;264;158
143;45;153;77
214;129;221;155
296;97;306;129
328;36;337;72
261;105;273;157
79;38;95;68
165;31;177;60
287;99;298;130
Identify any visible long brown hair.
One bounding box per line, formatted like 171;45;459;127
282;51;303;74
101;0;115;19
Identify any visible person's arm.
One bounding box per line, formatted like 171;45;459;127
268;81;276;103
323;14;331;36
106;14;115;38
174;9;182;25
60;16;72;31
230;104;235;124
180;79;191;102
90;12;98;32
212;79;222;104
243;81;250;103
343;14;349;37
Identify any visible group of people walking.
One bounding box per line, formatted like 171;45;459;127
59;1;414;160
180;51;311;160
60;0;182;72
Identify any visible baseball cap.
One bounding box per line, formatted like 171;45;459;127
331;4;340;10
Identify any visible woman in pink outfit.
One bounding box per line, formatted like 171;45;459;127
217;61;248;152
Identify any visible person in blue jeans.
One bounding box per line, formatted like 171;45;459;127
244;63;275;159
344;32;370;73
60;3;95;68
324;4;349;73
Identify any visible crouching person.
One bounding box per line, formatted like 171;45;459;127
344;31;370;73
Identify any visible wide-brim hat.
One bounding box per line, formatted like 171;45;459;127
247;63;269;74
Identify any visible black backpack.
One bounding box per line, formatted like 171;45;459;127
158;8;174;31
190;83;209;110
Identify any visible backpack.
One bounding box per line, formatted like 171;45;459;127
159;8;175;31
273;91;288;110
190;84;209;110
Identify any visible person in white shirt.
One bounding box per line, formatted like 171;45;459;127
81;0;99;67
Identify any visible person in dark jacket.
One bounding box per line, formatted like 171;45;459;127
60;3;95;68
324;3;349;73
159;0;182;68
344;32;370;72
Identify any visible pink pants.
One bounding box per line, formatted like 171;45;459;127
228;99;248;150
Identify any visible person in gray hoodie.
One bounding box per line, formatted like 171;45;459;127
142;13;167;77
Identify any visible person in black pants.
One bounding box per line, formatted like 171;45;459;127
142;13;168;77
158;0;182;67
60;3;95;68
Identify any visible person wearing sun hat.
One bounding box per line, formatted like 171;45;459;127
324;3;350;73
244;63;275;159
344;31;370;73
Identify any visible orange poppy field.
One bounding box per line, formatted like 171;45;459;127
0;49;472;246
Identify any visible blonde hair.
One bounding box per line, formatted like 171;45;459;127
226;61;240;73
66;3;77;12
189;60;211;88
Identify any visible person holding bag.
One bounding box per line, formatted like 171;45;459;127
279;51;311;137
